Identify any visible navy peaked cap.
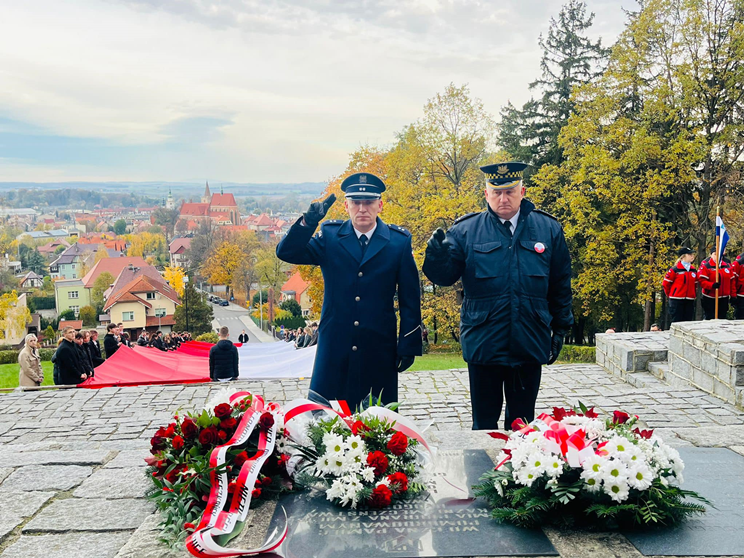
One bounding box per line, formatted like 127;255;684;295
480;161;529;189
341;173;386;199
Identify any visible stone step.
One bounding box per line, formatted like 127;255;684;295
648;361;669;381
623;372;669;390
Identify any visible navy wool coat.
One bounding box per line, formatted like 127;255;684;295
423;199;573;366
276;216;422;408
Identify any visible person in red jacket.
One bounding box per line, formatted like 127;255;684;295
698;248;735;319
731;252;744;319
663;247;697;324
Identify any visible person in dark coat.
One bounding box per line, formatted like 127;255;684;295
150;331;166;351
103;323;120;358
56;326;89;385
423;162;573;431
276;172;422;408
209;326;239;381
238;330;250;343
87;330;105;367
75;332;95;377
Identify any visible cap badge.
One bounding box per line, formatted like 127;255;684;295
497;165;509;175
534;242;545;254
359;175;367;183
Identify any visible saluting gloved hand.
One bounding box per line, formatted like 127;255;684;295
303;194;337;227
712;281;721;289
396;355;415;373
547;330;567;365
426;228;448;258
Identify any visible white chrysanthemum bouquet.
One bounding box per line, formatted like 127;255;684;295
474;403;708;529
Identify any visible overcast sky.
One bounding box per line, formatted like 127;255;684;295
0;0;635;184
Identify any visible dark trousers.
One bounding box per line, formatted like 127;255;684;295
668;298;695;325
702;296;729;320
736;297;744;320
467;363;542;431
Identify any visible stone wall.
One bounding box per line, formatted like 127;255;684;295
667;320;744;407
595;332;669;379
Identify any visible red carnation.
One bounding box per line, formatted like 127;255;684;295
181;418;198;440
165;469;178;484
150;435;166;450
612;410;630;425
366;451;389;476
387;432;408;456
227;481;238;495
387;472;409;493
259;412;275;430
261;476;272;487
368;485;393;508
218;430;228;441
633;427;654;439
214;403;233;419
172;435;184;450
199;427;218;446
164;425;176;438
234;451;249;468
252;488;262;498
584;407;599;418
351;420;369;436
220;417;237;430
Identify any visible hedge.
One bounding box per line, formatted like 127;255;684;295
0;349;55;364
558;344;596;363
273;316;307;330
196;332;219;343
28;296;56;311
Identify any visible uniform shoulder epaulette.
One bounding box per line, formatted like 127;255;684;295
389;224;411;236
321;219;343;226
533;208;559;221
454;212;480;225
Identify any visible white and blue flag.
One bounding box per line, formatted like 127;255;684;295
717;215;730;262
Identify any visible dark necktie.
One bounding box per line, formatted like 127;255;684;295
359;234;368;255
502;220;513;237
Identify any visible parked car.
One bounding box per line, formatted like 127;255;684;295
219;300;229;306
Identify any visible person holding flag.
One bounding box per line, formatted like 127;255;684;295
698;213;734;319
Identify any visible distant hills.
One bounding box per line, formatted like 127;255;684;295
0;181;326;198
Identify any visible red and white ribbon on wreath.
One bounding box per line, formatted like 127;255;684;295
186;391;287;557
283;398;432;454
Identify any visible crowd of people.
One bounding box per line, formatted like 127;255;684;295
663;246;744;324
277;323;318;349
18;323;196;388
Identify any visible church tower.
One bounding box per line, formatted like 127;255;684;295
201;181;211;204
165;187;175;209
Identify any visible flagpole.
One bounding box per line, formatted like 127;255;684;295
715;206;720;318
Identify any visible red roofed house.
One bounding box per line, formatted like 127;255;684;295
169;238;191;267
103;264;181;336
280;271;312;317
177;182;241;229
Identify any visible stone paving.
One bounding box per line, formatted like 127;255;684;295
1;364;744;557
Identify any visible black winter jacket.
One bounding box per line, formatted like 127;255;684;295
56;339;86;385
103;333;119;359
209;339;239;380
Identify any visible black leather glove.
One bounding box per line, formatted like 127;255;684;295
712;281;721;289
396;355;415;373
303;194;336;227
426;228;447;257
547;331;566;365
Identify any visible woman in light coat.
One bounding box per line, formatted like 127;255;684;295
19;333;43;387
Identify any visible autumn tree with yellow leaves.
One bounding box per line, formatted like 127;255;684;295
0;291;31;341
163;265;186;297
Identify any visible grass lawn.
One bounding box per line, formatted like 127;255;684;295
408;353;466;371
0;362;54;389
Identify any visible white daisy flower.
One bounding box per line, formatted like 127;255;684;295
515;469;539;487
580;454;606;479
544;455;564;478
323;433;345;455
600;459;629;483
361;467;376;483
326;478;345;501
526;451;549;475
345;435;365;454
603;477;630;502
604;435;634;460
627;463;653;490
580;470;602;492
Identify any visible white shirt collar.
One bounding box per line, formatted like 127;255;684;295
354;222;377;240
498;209;520;231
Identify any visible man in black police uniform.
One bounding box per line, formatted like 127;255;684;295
276;173;422;408
423;162;573;430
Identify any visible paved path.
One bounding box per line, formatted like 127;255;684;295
211;301;274;344
1;364;744;557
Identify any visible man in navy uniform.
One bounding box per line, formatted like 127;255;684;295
423;162;573;430
276;173;422;408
